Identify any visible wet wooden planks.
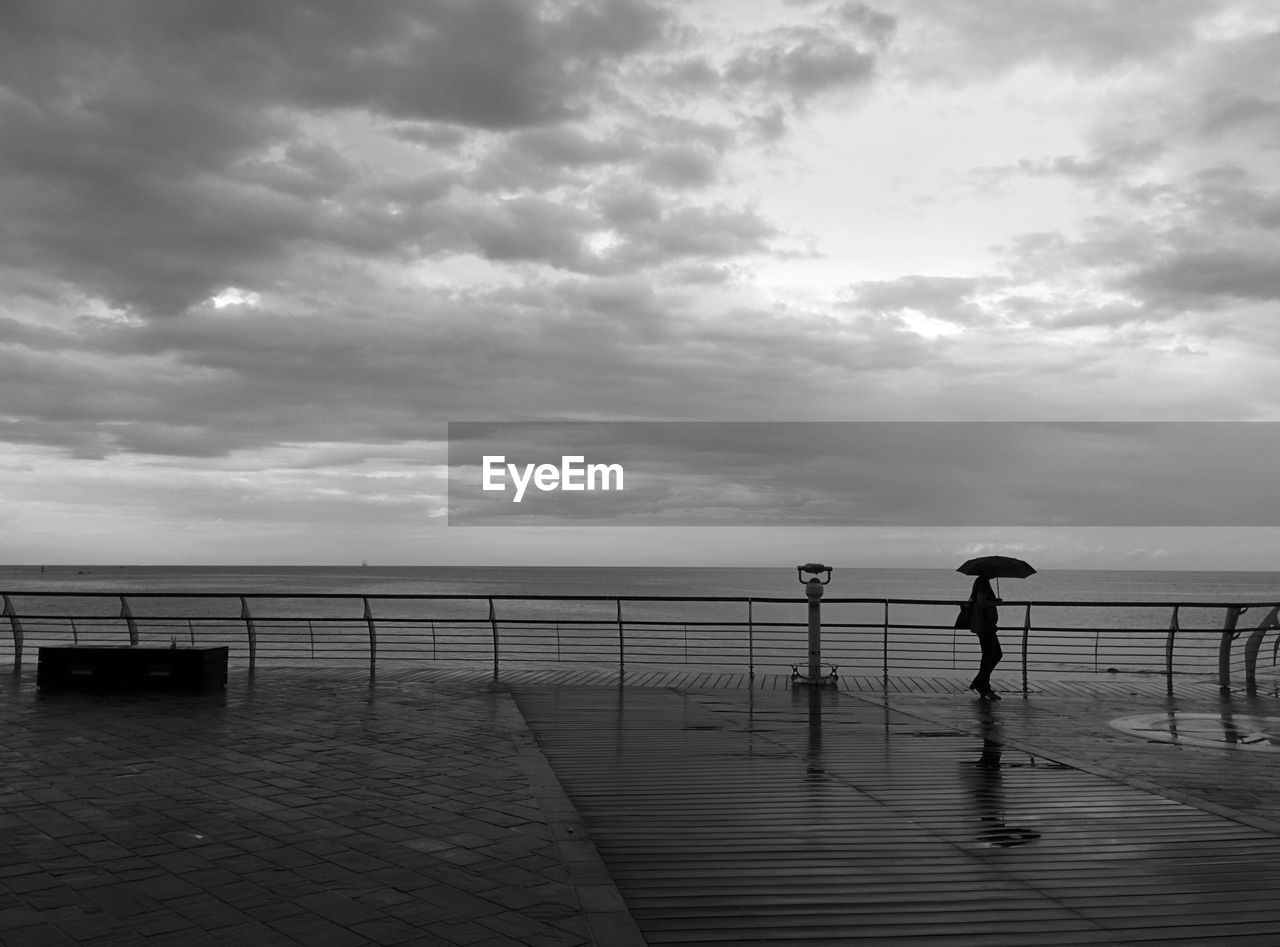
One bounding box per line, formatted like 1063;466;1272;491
514;685;1280;945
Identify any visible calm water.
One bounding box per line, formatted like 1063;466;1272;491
2;566;1278;677
4;563;1279;602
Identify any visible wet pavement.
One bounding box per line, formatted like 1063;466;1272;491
0;667;640;946
1;663;1279;944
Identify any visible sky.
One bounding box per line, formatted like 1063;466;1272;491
2;0;1280;570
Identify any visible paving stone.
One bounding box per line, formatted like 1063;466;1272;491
78;929;150;946
48;908;125;942
265;912;370;946
126;910;198;937
430;919;506;946
240;898;312;925
348;916;437;944
4;871;63;895
0;667;630;945
0;922;81;947
21;884;90;911
141;930;228;947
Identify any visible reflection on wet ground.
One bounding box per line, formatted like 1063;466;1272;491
963;701;1042;848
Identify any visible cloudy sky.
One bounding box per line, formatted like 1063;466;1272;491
3;0;1279;569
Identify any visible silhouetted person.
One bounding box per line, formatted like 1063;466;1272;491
967;575;1003;699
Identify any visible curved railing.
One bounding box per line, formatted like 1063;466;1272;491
3;590;1279;693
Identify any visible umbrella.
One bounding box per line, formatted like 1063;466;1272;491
957;556;1036;579
957;555;1036;597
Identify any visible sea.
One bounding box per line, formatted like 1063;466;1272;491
3;566;1279;679
5;563;1280;602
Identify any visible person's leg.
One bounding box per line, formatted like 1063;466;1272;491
972;634;1002;692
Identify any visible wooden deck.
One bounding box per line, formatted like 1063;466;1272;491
500;670;1280;945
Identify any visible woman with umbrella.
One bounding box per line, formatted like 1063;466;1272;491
958;556;1036;701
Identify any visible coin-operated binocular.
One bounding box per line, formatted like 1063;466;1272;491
792;563;838;687
797;562;831;597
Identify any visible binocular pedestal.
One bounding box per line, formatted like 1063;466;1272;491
792;563;838;688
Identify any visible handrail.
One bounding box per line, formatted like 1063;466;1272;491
2;593;22;676
1244;605;1280;692
3;589;1278;692
7;588;1280;608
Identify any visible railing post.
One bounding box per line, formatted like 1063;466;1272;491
1165;605;1180;695
1218;605;1243;691
748;598;755;679
1021;603;1031;694
489;597;499;681
617;598;625;679
120;594;138;645
241;596;257;675
363;596;377;677
1243;605;1280;693
3;594;23;675
882;601;889;686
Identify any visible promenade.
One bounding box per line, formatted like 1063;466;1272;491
2;663;1280;945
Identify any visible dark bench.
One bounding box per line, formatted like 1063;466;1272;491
37;646;228;693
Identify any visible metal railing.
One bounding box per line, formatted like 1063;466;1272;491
3;591;1279;693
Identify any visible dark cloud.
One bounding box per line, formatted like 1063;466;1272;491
643;145;721;188
469;125;661;197
1;267;942;462
1199;91;1280;139
389;123;471;150
464;196;598;269
1098;168;1280;310
553;0;671;58
0;0;673;316
726;27;878;103
837;2;897;44
1173;166;1280;230
1137;249;1280;306
656;56;722;93
596;183;665;227
974;147;1280;337
0;0;882;327
747;106;790;142
608;204;779;268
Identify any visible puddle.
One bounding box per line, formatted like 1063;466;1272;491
1110;712;1280;751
